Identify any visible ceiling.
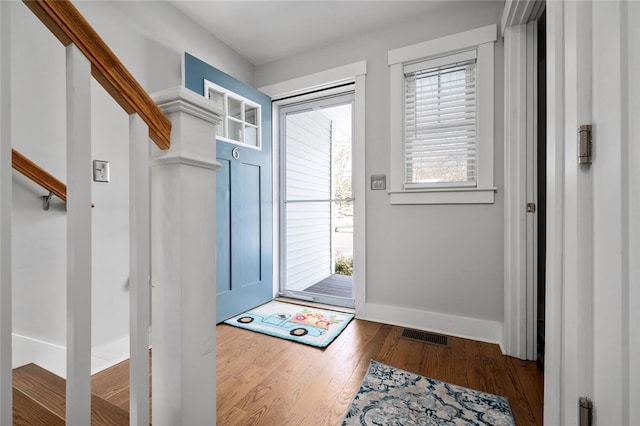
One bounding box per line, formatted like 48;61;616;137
168;1;451;66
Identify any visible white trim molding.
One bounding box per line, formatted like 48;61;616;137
627;2;640;421
501;0;545;36
151;86;223;171
12;334;135;379
387;187;496;205
388;24;497;65
152;86;223;125
545;0;600;424
260;61;366;100
363;303;504;350
388;25;497;205
501;0;548;362
544;4;564;423
502;22;538;360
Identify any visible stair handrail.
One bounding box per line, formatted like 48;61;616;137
10;1;164;423
12;148;67;202
23;0;171;150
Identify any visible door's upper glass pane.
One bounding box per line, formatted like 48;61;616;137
228;119;243;142
208;89;224;110
228;97;242;120
245;105;258;126
244;125;257;146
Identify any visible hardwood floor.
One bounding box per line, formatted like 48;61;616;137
216;319;543;425
92;319;544;425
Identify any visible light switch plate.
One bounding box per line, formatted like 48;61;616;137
93;160;110;183
371;174;386;190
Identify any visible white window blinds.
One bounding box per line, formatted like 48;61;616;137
404;50;477;187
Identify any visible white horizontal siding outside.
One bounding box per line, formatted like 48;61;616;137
285;113;332;200
285;112;333;291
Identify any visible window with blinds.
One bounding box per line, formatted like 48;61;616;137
404;50;477;188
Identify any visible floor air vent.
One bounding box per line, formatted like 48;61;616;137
401;328;450;347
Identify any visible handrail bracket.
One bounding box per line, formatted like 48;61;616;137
42;191;53;211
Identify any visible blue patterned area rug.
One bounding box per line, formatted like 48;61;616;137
224;300;354;348
342;360;516;425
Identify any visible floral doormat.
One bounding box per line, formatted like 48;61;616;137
342;360;516;425
224;300;354;348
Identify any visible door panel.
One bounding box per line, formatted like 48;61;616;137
216;158;232;296
216;143;272;322
235;162;261;286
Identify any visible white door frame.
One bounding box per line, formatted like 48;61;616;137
590;1;639;423
625;3;640;420
546;1;640;423
259;61;367;315
501;0;544;360
545;1;594;424
504;0;597;422
503;1;595;423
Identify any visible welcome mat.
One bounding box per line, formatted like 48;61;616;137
224;300;354;348
342;360;516;425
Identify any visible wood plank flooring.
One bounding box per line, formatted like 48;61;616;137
93;319;544;425
217;319;543;425
13;363;130;425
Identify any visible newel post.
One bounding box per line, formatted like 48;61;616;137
150;87;222;425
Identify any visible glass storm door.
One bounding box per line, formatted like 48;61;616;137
279;92;354;308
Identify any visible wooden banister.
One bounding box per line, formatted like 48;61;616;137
22;0;171;150
12;148;67;201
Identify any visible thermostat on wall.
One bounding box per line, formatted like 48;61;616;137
371;174;386;190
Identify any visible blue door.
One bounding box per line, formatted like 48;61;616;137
185;53;272;323
215;141;272;321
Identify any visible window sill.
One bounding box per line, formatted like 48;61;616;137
388;187;496;205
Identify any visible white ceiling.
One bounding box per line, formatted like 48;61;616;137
168;1;451;66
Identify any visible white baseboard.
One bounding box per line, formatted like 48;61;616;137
12;333;67;378
91;335;131;374
360;303;504;350
12;333;132;378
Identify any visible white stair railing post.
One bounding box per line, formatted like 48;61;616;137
0;2;12;424
129;113;151;426
66;43;92;426
150;87;222;426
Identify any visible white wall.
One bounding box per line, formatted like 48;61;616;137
74;1;254;92
9;1;253;375
256;1;505;344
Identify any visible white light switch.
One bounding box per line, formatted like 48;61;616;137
93;160;110;183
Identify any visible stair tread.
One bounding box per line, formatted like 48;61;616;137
92;349;152;412
13;363;131;425
13;387;65;426
91;393;131;425
92;357;131;401
13;364;66;417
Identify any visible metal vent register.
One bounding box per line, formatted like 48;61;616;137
401;328;450;347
